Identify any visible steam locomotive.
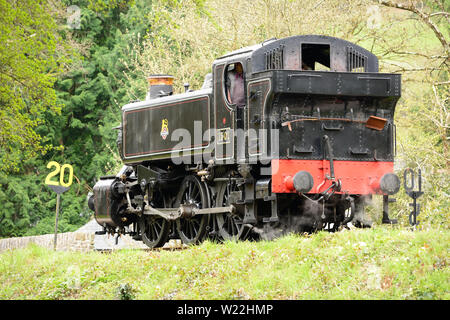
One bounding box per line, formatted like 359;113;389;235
88;35;401;248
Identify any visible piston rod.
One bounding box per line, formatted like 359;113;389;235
141;204;236;220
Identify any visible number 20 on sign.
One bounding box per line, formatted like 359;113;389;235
45;161;74;189
45;161;74;250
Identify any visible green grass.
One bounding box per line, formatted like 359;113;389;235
0;226;448;300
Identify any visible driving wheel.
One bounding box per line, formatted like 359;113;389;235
175;175;209;245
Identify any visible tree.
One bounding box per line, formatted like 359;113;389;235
0;0;64;172
0;0;141;237
373;0;449;226
375;1;449;155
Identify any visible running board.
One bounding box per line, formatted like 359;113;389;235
142;205;236;220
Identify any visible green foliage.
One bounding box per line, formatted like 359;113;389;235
116;283;136;300
87;0;134;14
0;166;90;238
0;0;151;237
0;0;64;172
49;0;154;182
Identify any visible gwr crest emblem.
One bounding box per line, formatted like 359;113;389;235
160;119;169;140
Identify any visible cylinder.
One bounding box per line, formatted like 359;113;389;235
92;178;127;228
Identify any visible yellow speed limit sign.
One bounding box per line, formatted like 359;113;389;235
45;161;74;250
45;161;73;194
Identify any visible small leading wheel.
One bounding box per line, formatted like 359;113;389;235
215;176;246;241
139;189;170;249
175;175;209;245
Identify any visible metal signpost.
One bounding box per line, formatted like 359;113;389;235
404;168;424;229
45;161;73;250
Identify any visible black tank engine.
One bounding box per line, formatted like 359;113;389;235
88;35;402;248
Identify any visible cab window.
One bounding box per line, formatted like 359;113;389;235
224;62;245;106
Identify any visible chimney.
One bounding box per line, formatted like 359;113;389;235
146;74;174;100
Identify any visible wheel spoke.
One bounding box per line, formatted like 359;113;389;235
192;188;200;202
192;220;199;235
150;221;157;240
155;219;162;230
152;223;159;239
188;181;192;199
189;221;194;239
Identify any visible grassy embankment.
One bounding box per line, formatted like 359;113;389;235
0;225;448;300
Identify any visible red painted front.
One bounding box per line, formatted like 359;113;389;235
271;159;394;195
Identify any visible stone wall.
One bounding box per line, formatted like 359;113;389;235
0;232;95;253
0;219;186;252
